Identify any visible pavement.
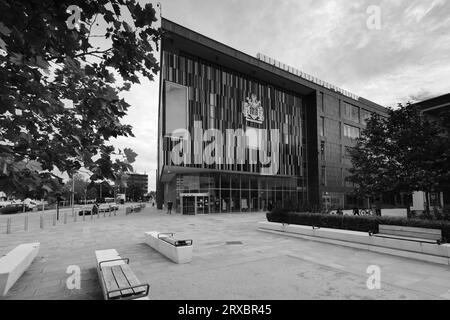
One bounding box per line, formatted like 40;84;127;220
0;207;449;300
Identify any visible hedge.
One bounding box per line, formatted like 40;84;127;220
267;209;450;243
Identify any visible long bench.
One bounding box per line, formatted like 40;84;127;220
371;225;442;245
258;221;450;265
95;249;149;300
145;232;193;264
0;243;40;296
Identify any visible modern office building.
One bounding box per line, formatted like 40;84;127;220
410;93;450;211
157;18;389;214
126;173;149;201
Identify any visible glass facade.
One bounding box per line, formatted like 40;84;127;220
173;173;304;214
160;49;308;213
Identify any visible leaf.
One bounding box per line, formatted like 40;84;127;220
42;184;53;192
26;160;43;172
123;21;133;33
112;3;121;16
0;37;6;51
0;22;11;36
35;56;51;71
9;53;23;65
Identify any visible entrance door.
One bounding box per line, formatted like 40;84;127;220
181;193;209;215
196;196;209;214
182;196;196;215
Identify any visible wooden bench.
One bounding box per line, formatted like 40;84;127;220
145;232;193;264
95;249;149;300
0;243;40;296
371;225;442;245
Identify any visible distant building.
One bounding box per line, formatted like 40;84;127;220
410;93;450;211
127;173;149;201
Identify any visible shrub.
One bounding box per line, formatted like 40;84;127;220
0;205;23;215
266;212;450;243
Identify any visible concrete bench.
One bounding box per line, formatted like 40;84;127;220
145;232;193;264
0;243;40;296
372;225;442;245
95;249;149;300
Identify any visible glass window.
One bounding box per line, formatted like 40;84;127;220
320;92;324;112
318;116;325;136
343;102;360;123
165;81;188;136
344;124;360;139
321;166;326;186
360;109;372;125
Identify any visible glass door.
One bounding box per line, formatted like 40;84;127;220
196;196;210;214
182;196;196;215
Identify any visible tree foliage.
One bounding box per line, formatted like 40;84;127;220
348;103;450;201
0;0;160;197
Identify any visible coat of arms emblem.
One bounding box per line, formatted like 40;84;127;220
243;94;264;124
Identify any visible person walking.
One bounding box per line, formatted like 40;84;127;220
167;201;173;214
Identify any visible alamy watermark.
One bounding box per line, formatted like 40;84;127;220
366;265;381;290
66;5;82;31
66;265;81;290
169;121;280;175
366;5;382;30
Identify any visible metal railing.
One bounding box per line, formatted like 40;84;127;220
0;203;147;235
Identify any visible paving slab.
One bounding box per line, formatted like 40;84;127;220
0;208;449;300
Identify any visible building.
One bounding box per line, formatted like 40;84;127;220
410;93;450;211
157;18;389;214
126;173;149;201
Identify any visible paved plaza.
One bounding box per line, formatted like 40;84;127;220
0;207;449;300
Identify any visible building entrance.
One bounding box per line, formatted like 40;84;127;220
181;193;209;215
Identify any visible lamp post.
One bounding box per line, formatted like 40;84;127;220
71;176;75;217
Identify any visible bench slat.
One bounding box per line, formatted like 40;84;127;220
374;234;438;243
102;267;121;299
111;266;134;297
379;230;441;240
378;225;442;241
379;225;441;235
120;264;147;295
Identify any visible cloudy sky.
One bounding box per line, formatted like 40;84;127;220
113;0;450;190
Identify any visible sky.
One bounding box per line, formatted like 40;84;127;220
111;0;450;191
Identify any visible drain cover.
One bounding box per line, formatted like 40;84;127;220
225;241;243;245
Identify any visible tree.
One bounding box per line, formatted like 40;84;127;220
86;187;98;201
62;173;90;202
0;0;160;197
111;147;137;197
348;103;450;214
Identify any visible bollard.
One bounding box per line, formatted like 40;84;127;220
24;215;29;231
6;217;11;234
91;209;93;220
83;210;85;221
53;213;56;226
40;215;44;229
109;207;111;217
64;211;67;224
103;210;106;218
